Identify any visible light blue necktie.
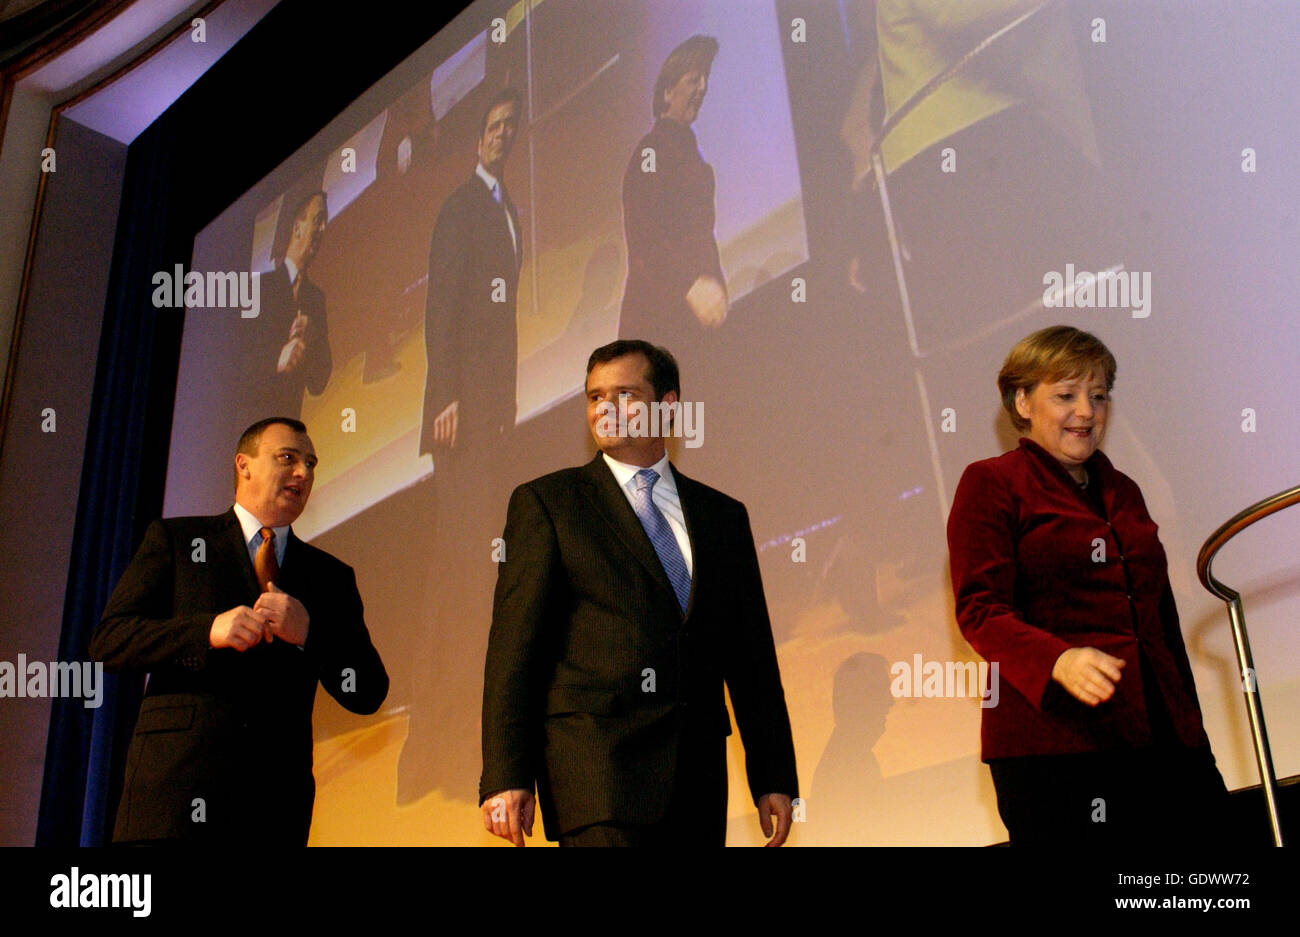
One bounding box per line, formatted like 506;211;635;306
492;182;517;261
633;469;691;613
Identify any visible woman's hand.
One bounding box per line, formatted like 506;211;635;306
1051;647;1125;706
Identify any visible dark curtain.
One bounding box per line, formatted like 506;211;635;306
35;110;183;846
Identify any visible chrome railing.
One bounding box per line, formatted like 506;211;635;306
1197;483;1300;846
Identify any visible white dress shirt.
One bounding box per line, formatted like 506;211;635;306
282;256;299;293
601;452;693;576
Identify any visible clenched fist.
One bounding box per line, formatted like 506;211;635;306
210;606;269;651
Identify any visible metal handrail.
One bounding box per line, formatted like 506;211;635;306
1197;483;1300;846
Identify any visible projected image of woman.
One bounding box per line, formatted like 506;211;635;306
619;35;727;347
946;326;1233;845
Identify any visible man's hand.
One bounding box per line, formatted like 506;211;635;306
685;275;728;328
210;606;269;651
253;582;310;646
431;400;459;448
482;788;534;846
848;255;869;294
757;793;793;847
288;312;309;342
277;338;306;373
1052;647;1125;706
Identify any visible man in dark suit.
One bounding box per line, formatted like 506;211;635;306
419;86;522;457
251;191;332;419
479;341;798;846
398;87;524;801
90;417;388;844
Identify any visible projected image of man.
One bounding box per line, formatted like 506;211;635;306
254;191;333;419
399;87;524;802
419;86;523;458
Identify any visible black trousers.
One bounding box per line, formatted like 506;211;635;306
988;744;1234;847
559;734;729;847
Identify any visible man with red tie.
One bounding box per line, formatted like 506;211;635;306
90;417;388;844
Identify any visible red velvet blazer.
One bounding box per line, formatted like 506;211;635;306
947;438;1211;760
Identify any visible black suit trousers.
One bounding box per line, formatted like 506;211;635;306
559;726;728;847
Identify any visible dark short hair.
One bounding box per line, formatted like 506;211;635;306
997;326;1117;432
652;35;718;119
234;417;308;488
289;189;328;227
272;189;328;263
480;86;523;138
586;340;680;400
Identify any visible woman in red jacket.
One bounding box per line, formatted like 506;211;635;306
947;325;1232;845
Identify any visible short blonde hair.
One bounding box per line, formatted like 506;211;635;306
997;326;1117;432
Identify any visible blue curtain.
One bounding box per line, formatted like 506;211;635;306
36;111;182;846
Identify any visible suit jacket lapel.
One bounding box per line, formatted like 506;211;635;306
503;192;522;272
267;263;295;324
219;508;261;601
580;455;679;608
277;529;308;596
668;462;702;619
471;171;521;273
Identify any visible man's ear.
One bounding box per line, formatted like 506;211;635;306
235;453;250;479
660;390;679;432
